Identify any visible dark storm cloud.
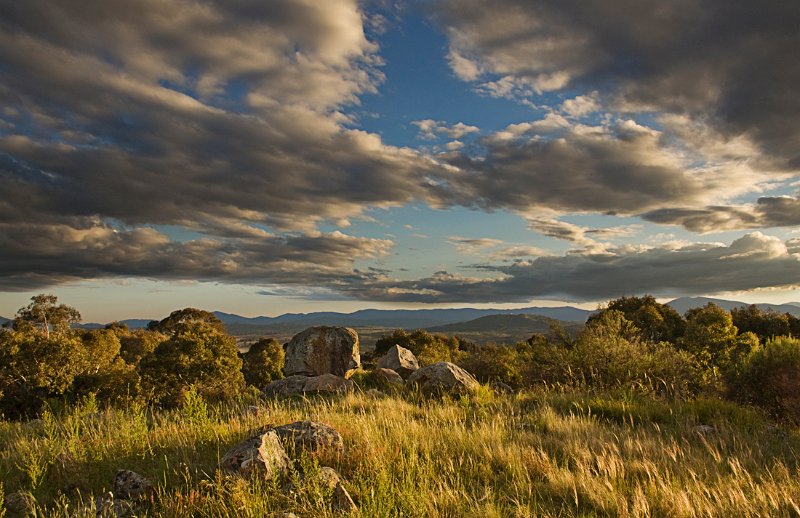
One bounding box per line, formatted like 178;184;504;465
0;0;440;233
0;221;391;291
435;0;800;169
642;196;800;233
352;233;800;303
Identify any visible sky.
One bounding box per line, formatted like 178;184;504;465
1;0;800;322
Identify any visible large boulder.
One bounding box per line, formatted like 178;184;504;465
272;420;345;456
406;362;480;395
263;374;353;397
285;327;360;377
376;345;419;379
220;430;290;477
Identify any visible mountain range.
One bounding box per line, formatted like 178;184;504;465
3;297;800;340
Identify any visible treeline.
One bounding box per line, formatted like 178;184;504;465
2;294;800;424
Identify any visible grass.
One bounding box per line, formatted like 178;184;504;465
2;388;800;517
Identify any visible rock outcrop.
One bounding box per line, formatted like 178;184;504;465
285;327;360;377
263;374;353;397
220;430;290;477
406;361;480;395
272;420;345;456
376;344;419;379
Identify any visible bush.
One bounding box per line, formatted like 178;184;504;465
374;329;462;365
139;321;244;407
457;344;524;387
241;338;284;387
730;336;800;423
570;310;700;395
119;329;166;365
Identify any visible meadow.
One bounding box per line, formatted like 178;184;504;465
2;387;799;517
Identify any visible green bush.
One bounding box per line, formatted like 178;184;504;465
457;344;524;387
241;338;284;387
139;321;244;407
730;336;800;423
374;329;462;365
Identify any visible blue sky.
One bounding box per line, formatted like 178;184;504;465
1;0;799;322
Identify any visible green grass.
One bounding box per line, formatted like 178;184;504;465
2;389;800;517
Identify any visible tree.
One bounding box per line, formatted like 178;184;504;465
147;308;225;335
119;329;165;365
139;321;244;407
589;295;685;343
241;338;284;387
730;305;791;341
681;303;738;375
14;294;81;339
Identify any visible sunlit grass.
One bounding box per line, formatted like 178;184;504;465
2;388;800;516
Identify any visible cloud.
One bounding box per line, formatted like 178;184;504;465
642;196;800;233
0;220;392;291
412;119;480;140
526;217;640;247
349;233;800;302
434;0;800;170
448;236;505;255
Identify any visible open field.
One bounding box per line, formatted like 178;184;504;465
2;388;799;517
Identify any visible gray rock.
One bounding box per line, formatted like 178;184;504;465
406;362;480;395
94;492;134;517
272;420;345;456
369;368;405;389
5;491;36;515
263;374;353;397
490;381;515;395
692;425;717;435
220;430;290;477
376;345;419;379
285;327;361;377
332;484;357;513
114;470;153;500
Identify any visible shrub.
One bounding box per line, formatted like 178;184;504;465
730;336;800;423
241;338;284;387
374;329;462;365
139;321;244;407
457;344;524;387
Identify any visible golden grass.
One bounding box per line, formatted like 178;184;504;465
2;389;800;517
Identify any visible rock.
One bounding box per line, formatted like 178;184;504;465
365;388;385;398
272;420;345;456
376;345;419;379
114;470;153;500
94;492;134;517
313;467;357;512
692;425;717;435
263;374;353;397
369;368;405;389
220;430;290;477
406;362;480;395
5;491;36;515
285;327;360;377
490;381;515;395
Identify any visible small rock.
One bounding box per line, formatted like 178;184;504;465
490;381;515;395
285;327;361;377
692;425;717;435
332;484;357;513
365;388;385;398
376;345;419;379
5;490;36;515
114;470;153;500
94;492;134;517
220;430;290;477
272;420;345;456
369;368;405;389
263;374;353;398
406;361;480;395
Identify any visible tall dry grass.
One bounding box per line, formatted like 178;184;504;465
1;388;799;517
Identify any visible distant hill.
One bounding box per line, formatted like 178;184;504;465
213;306;593;329
427;313;584;345
667;297;800;316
